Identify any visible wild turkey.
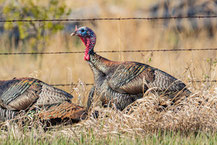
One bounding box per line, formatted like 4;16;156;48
72;26;191;111
0;77;73;121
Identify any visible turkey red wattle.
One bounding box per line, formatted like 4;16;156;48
79;37;90;60
84;49;90;61
79;36;96;61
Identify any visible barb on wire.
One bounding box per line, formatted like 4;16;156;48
0;47;217;56
190;80;217;83
0;15;216;23
0;51;83;56
50;83;94;87
51;80;217;87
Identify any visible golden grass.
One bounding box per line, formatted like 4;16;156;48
0;86;216;143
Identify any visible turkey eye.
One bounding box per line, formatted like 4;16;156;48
81;29;84;32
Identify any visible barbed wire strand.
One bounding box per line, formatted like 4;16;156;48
0;15;217;23
1;47;217;56
51;80;217;87
50;83;93;87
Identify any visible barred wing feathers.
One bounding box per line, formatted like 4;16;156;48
35;81;73;107
0;78;40;110
0;78;73;111
108;62;150;94
107;62;190;97
0;107;17;121
149;69;188;92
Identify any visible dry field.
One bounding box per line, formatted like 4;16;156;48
0;0;216;144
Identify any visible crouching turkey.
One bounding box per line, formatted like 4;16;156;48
71;26;191;111
0;77;76;121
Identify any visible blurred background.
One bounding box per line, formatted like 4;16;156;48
0;0;216;104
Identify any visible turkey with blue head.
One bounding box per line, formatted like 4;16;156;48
72;26;191;111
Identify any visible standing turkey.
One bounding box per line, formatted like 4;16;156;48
0;77;73;121
72;26;191;111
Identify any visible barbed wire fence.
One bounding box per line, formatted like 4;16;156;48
0;15;216;22
0;47;217;56
50;80;217;87
0;15;217;86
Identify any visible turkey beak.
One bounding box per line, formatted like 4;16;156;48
71;31;77;36
71;25;78;36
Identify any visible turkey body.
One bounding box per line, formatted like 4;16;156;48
0;77;73;121
72;26;191;111
87;54;191;110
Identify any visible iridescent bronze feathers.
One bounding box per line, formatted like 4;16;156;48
73;26;191;111
0;77;73;121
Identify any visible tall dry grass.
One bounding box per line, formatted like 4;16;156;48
0;86;216;143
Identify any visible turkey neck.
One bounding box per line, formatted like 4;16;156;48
88;52;114;75
83;35;115;75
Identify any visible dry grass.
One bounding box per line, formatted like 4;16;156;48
0;87;216;144
63;87;216;138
